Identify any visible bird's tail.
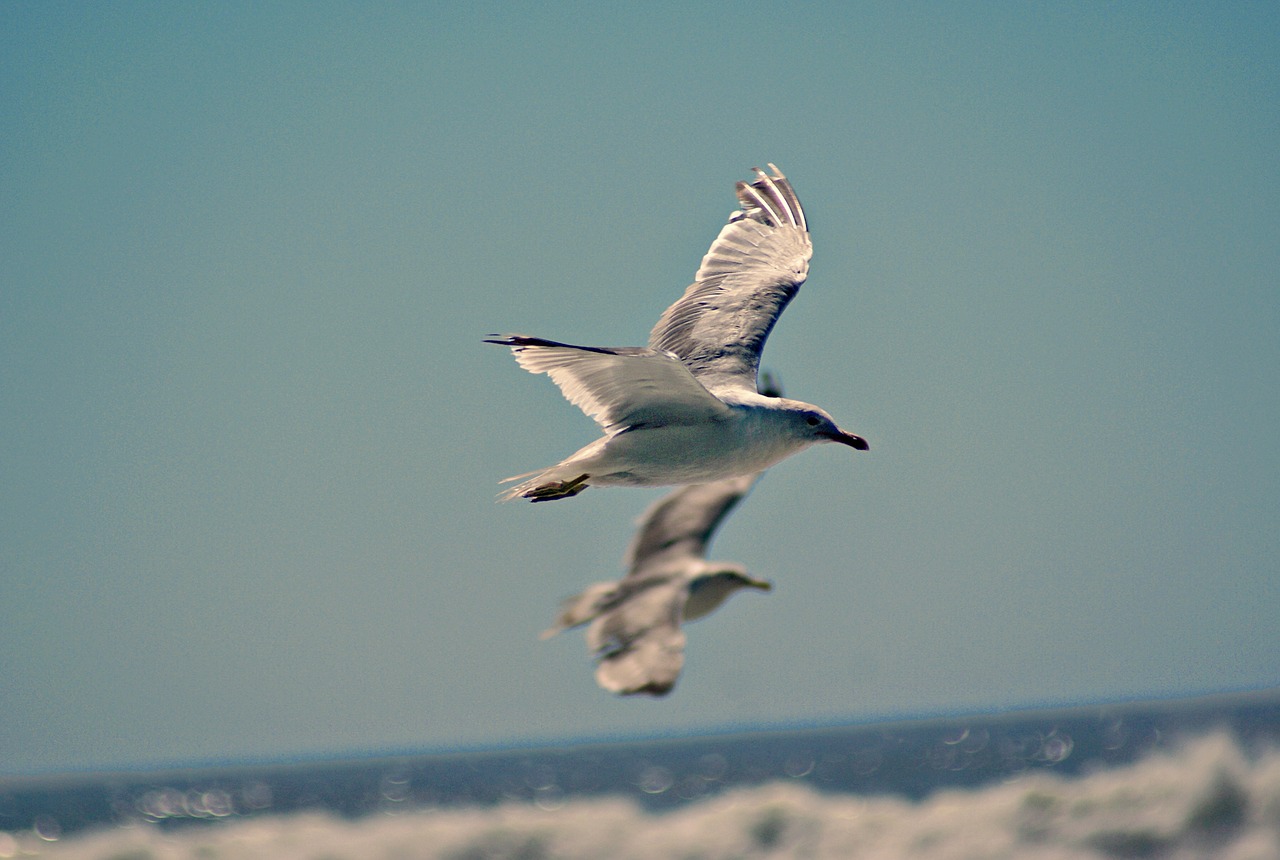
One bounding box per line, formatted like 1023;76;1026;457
540;582;618;639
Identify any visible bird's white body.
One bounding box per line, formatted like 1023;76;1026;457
510;393;825;493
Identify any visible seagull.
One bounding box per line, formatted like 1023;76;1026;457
541;471;771;696
486;163;867;502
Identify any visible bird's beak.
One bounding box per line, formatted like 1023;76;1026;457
827;430;869;451
750;578;773;592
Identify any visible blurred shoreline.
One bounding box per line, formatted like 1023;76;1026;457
5;686;1278;845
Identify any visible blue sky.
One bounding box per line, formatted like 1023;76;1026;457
2;3;1277;774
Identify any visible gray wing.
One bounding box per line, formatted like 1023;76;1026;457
484;335;732;431
648;164;812;397
623;475;760;574
586;576;689;696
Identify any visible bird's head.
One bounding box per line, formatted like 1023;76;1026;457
778;400;869;451
684;565;772;622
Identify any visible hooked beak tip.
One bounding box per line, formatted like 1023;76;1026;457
832;432;869;451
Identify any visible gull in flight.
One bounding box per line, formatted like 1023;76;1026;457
541;470;771;696
486;163;867;502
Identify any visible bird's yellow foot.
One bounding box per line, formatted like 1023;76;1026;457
525;474;590;502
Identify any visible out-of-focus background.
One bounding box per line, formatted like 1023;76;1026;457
3;3;1277;775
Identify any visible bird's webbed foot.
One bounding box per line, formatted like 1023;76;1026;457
525;474;590;502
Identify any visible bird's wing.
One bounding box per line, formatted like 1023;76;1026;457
485;335;732;432
648;164;812;398
594;631;685;696
587;577;689;697
623;474;760;574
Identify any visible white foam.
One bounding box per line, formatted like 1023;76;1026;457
25;730;1280;859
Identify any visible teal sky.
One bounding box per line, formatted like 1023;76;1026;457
3;3;1277;774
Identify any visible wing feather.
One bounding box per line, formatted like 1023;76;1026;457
587;580;688;696
485;335;732;431
648;164;812;396
623;475;759;573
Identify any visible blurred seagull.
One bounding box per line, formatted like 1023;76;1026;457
486;163;867;502
542;472;770;696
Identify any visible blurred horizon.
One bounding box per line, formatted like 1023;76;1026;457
6;667;1277;779
7;687;1280;859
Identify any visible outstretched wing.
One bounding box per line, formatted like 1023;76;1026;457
586;578;689;696
485;335;732;432
648;164;812;397
623;474;760;574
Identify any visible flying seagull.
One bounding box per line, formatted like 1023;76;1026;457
486;163;867;502
542;471;771;696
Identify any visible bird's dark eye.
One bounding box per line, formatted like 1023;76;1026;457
806;415;820;427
